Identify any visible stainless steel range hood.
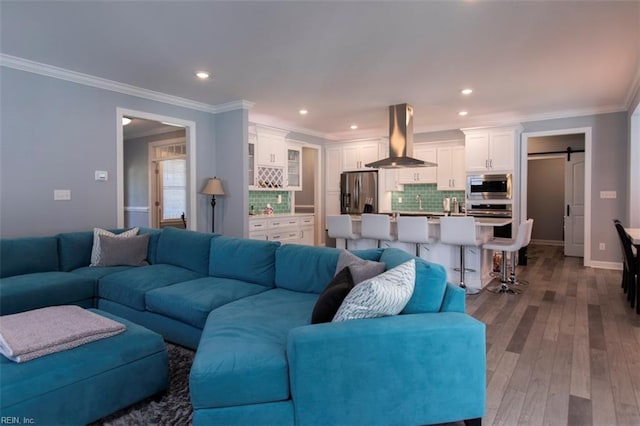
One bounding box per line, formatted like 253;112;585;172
365;103;437;169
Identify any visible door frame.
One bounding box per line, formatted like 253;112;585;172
520;127;592;266
288;142;323;245
117;108;197;230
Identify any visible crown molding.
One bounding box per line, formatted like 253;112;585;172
1;53;630;140
248;112;327;140
0;53;253;114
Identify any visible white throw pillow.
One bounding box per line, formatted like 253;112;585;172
90;227;139;266
332;259;415;322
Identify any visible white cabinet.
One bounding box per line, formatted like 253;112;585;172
342;142;379;171
463;126;522;173
256;128;286;167
397;146;437;184
268;217;300;243
286;144;302;190
382;168;403;192
251;126;288;189
437;145;466;190
325;146;343;192
299;216;315;245
248;215;315;245
248;218;268;240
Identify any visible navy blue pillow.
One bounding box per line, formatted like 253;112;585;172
311;267;355;324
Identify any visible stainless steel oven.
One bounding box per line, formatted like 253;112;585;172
467;203;512;238
467;174;512;200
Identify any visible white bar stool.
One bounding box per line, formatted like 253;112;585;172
327;215;361;250
361;214;397;248
396;216;434;257
508;218;534;286
483;219;533;294
439;216;483;294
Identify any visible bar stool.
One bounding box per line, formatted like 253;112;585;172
361;214;397;248
483;219;533;294
439;216;483;294
327;215;360;250
396;216;434;257
508;218;534;286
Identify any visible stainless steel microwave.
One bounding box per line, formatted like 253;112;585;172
467;174;512;200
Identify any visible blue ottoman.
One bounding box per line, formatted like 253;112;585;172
0;309;168;425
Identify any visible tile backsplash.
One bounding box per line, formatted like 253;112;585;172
249;191;291;214
391;184;465;212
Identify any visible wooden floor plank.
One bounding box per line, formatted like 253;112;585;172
460;244;640;426
567;395;592;426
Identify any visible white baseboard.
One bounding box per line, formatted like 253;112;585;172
586;260;623;270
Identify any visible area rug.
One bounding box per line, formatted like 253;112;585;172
93;343;195;426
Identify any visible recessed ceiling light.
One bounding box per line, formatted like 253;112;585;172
122;117;132;126
299;109;308;115
350;124;358;130
461;88;473;95
195;71;210;80
458;111;469;116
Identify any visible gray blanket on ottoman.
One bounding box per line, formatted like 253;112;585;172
0;305;126;362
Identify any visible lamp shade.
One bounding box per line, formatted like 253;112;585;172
201;177;225;196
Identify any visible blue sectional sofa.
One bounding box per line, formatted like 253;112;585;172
0;227;486;425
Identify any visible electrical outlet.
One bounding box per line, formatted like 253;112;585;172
398;197;402;204
54;189;71;201
600;191;616;199
599;242;605;250
95;170;108;181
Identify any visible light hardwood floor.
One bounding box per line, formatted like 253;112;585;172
464;243;640;426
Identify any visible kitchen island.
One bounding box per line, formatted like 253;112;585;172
346;215;512;293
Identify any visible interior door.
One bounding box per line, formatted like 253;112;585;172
151;159;187;229
564;152;585;257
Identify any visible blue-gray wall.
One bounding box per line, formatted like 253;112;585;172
0;67;246;237
521;112;628;264
214;109;248;237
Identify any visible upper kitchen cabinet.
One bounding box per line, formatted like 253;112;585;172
285;142;303;191
436;145;466;190
249;125;288;189
463;125;522;173
325;146;343;192
342;141;380;171
398;145;437;184
256;126;287;168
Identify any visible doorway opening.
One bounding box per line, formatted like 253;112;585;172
117;108;196;230
291;144;322;245
521;128;592;265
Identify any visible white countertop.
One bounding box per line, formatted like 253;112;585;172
350;215;511;227
249;212;314;219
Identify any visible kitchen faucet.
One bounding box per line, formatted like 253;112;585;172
415;194;423;210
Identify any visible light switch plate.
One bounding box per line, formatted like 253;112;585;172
54;189;71;201
95;170;108;181
600;191;616;199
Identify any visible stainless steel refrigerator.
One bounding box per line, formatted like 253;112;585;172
340;170;378;214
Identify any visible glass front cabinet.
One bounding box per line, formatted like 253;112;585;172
286;144;302;191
